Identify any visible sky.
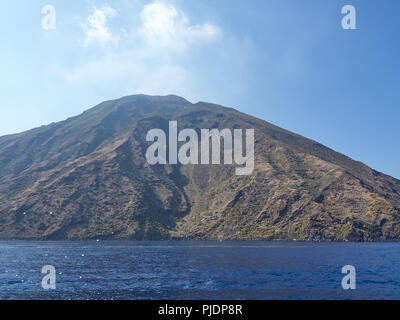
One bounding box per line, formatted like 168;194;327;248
0;0;400;178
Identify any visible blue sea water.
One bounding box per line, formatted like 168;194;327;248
0;241;399;300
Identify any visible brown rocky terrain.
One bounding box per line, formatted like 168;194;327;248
0;94;399;241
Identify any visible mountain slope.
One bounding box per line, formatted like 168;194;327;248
0;94;399;241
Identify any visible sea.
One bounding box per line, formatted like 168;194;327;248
0;241;399;300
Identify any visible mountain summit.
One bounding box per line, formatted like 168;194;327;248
0;94;399;241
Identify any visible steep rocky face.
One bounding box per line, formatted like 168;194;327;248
0;94;399;241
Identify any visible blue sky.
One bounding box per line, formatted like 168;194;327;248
1;0;400;178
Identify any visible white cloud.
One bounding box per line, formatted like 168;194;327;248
64;1;247;105
82;6;119;47
139;1;220;50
